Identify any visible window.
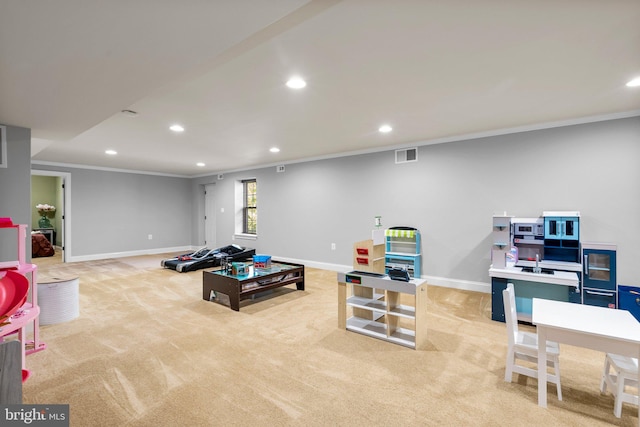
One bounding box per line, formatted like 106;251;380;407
242;179;257;234
234;178;258;239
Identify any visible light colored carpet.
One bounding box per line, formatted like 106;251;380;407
20;254;636;426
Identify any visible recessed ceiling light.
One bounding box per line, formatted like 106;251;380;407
626;77;640;87
379;124;393;133
196;162;205;167
170;124;185;132
286;77;306;89
121;109;138;117
105;149;117;155
269;147;280;153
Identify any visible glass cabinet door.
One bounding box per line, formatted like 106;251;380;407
563;218;579;240
544;217;560;238
544;215;580;240
583;248;616;291
586;253;611;281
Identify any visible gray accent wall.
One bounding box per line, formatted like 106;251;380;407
30;165;194;258
193;116;640;289
0;125;31;263
4;116;638;290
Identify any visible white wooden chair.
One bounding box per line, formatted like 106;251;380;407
600;353;639;417
503;283;562;400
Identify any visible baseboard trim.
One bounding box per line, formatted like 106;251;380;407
424;275;490;294
68;250;491;293
274;256;491;294
273;256;352;273
69;246;193;263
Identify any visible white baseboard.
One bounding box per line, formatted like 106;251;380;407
68;246;193;263
274;256;491;294
424;275;490;294
273;256;352;273
67;250;491;294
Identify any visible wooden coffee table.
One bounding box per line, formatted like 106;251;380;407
202;261;304;311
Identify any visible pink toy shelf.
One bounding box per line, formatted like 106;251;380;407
0;218;47;381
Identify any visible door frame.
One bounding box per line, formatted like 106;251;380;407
31;170;71;262
204;183;217;248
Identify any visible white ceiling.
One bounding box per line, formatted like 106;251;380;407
2;0;639;177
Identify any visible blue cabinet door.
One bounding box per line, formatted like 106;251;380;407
544;216;580;262
545;216;579;240
491;277;578;322
583;289;617;308
618;285;640;321
544;217;561;239
562;217;579;240
583;248;616;291
491;278;508;322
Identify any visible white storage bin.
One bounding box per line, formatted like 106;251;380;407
38;277;79;325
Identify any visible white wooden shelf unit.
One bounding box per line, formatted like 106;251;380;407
337;271;427;349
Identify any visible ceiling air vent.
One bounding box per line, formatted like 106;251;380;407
395;147;418;164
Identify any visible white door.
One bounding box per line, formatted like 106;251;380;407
205;184;216;248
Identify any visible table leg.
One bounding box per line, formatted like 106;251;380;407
202;282;211;301
338;282;346;329
537;326;547;407
229;292;240;311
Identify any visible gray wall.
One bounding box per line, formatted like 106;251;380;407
193;116;640;289
30;165;194;258
3;117;638;289
0;125;31;262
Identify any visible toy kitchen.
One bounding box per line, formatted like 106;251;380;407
490;211;618;322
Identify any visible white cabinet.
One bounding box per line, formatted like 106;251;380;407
337;271;427;349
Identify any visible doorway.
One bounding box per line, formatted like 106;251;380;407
204;183;217;248
30;170;71;262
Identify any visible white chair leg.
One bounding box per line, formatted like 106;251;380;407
504;348;514;383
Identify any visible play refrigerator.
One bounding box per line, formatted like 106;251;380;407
581;242;617;308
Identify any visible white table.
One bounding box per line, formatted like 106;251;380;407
532;298;640;422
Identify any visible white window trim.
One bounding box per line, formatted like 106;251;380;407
234;178;257;238
234;233;257;241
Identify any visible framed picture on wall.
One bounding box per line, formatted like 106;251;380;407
0;125;6;168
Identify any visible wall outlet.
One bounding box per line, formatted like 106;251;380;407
331;243;336;250
148;234;153;240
